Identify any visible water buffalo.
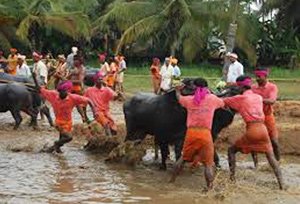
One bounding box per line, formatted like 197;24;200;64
124;80;239;170
0;82;53;129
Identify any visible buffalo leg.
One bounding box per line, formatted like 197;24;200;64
154;137;159;160
251;152;258;168
228;145;239;181
214;149;221;168
174;140;183;161
11;110;22;130
159;142;169;170
40;105;53;127
23;108;38;127
169;157;185;182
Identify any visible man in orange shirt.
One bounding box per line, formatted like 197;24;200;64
170;78;224;190
36;79;95;153
84;71;118;136
252;68;280;161
223;75;283;189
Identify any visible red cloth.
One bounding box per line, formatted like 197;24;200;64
252;82;278;115
84;86;115;113
40;88;89;130
182;127;214;166
223;90;265;123
95;111;117;132
235;122;273;154
179;94;224;129
55;119;72;133
265;114;278;139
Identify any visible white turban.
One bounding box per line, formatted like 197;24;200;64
72;47;78;54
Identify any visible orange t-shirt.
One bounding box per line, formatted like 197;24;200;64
84;86;115;114
179;94;224;129
40;88;89;123
223;90;265;123
252;82;278;115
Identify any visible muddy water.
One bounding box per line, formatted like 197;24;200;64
1;104;300;203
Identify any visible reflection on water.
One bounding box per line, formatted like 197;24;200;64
0;146;152;203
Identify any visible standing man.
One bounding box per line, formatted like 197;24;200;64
53;54;68;88
68;54;88;122
36;80;95;153
7;48;18;75
66;46;78;70
170;78;224;190
223;75;283;190
32;52;48;85
116;54;127;94
84;71;118;136
252;68;280;161
159;57;174;93
150;58;161;94
226;53;244;85
16;55;31;78
171;58;181;87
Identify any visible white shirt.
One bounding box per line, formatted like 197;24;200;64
160;64;174;91
33;60;48;84
227;60;244;83
66;53;75;69
16;63;31;78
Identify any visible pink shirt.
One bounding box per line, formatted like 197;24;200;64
223;90;265;123
179;94;224;129
40;88;89;122
84;86;116;113
252;82;278;115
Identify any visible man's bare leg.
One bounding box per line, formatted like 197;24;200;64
170;157;185;183
265;151;283;190
228;146;238;181
204;165;214;190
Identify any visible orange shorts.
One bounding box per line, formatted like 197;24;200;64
95;111;117;131
265;114;278;139
72;84;83;95
55;119;72;133
182;127;214;166
105;75;115;88
235;122;273;154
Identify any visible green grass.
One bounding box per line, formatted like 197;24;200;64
123;74;300;100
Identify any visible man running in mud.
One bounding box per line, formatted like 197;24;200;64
68;54;88;122
34;79;95;153
170;78;224;190
84;71;118;136
252;67;280;165
223;75;283;189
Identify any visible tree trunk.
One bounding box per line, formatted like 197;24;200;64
222;23;238;80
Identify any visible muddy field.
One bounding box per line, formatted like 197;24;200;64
0;101;300;203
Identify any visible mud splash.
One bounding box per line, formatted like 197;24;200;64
0;101;300;203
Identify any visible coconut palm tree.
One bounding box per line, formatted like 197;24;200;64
94;0;261;63
15;0;91;50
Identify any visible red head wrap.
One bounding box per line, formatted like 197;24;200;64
254;69;269;77
93;71;105;83
57;80;73;92
236;77;252;87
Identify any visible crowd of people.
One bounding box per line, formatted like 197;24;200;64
0;48;283;190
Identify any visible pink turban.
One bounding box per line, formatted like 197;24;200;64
93;71;105;83
98;53;107;62
32;51;42;59
254;69;269;77
57;80;73;92
236;77;252;87
193;87;210;105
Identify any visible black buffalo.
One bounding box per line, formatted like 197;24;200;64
0;82;53;129
124;80;239;169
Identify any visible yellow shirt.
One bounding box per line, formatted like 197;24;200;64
7;54;18;75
